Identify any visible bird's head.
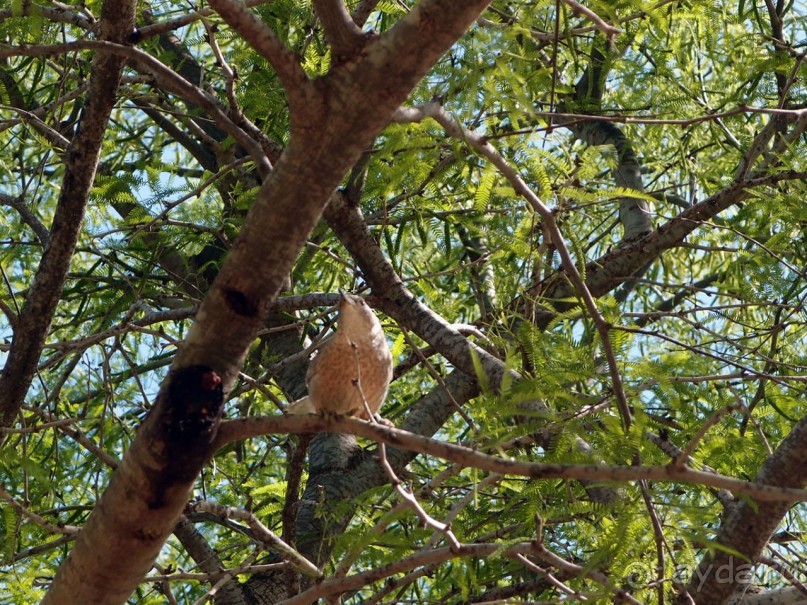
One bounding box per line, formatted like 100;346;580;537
337;290;381;336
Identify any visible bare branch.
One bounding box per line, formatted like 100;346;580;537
534;540;643;604
394;102;633;430
313;0;367;58
0;485;79;535
134;0;272;39
0;0;137;431
214;415;807;503
188;500;322;579
674;403;744;466
280;542;545;605
0;40;272;177
207;0;310;108
540;169;807;311
0;3;96;30
560;0;621;38
0;104;70;150
0;193;49;245
351;0;381;27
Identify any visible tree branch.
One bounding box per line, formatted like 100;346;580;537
0;193;49;245
678;412;807;604
0;40;273;177
38;3;495;601
535;170;807;312
280;542;544;604
324;191;509;388
207;0;311;110
313;0;368;58
188;500;322;579
0;0;136;431
393;102;633;430
134;0;271;40
214;415;807;504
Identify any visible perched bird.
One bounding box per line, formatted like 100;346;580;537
285;291;393;419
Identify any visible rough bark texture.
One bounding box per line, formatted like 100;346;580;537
677;416;807;604
531;178;759;312
324;192;508;385
0;0;136;429
568;120;654;240
8;3;802;604
41;2;493;602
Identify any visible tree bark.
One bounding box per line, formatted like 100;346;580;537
0;0;137;430
42;2;492;602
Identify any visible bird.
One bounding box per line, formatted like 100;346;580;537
285;291;393;419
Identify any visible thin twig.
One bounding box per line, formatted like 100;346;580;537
207;0;310;107
353;347;462;550
190;552;260;605
534;542;643;604
188;500;322;579
0;40;272;178
0;486;79;535
394;102;633;431
560;0;621;38
674;403;743;466
214;415;807;503
513;553;583;599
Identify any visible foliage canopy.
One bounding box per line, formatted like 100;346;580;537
0;0;805;603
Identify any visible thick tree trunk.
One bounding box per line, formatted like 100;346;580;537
42;2;492;602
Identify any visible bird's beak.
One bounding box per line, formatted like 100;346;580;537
338;288;350;302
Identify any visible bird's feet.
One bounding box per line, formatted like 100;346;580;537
373;415;395;428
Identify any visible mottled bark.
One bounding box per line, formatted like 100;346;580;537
567;119;653;241
676;416;807;605
41;2;493;602
565;40;653;242
0;0;136;429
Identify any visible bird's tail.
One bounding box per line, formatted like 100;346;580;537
285;395;316;415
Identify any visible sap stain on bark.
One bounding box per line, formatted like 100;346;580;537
167;365;224;438
147;365;224;509
223;287;259;317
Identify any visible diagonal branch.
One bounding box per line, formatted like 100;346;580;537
213;415;807;503
281;542;544;605
0;0;137;431
0;193;49;245
188;500;322;579
207;0;311;109
677;412;807;604
394;102;632;430
313;0;368;58
538;170;807;311
40;3;495;602
323;191;508;387
134;0;271;40
351;0;381;27
560;0;621;38
0;40;273;177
